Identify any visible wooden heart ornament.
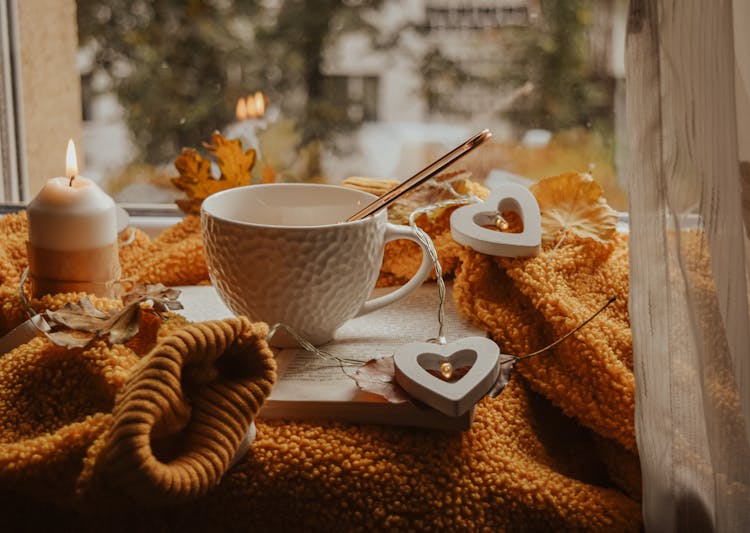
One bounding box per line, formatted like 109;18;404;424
450;183;541;257
393;337;500;417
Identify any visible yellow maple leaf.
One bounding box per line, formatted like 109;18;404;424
208;133;256;189
171;131;257;214
529;172;617;243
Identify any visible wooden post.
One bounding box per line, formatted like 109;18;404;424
15;0;82;198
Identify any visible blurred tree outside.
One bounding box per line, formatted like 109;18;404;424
503;0;616;136
78;0;388;171
253;0;387;146
421;0;616;142
79;0;255;165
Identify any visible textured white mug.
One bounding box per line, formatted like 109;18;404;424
201;183;433;346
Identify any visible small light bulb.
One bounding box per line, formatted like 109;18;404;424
440;362;453;380
495;214;509;231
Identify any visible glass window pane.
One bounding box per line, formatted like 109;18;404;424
77;0;627;210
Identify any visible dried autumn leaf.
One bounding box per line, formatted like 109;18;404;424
123;283;182;310
488;358;517;398
353;356;411;404
45;296;109;330
171;150;213;215
529;172;617;243
210;133;256;189
106;303;141;345
46;330;93;349
39;284;183;349
172;131;257;214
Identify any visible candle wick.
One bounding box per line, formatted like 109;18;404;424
69;175;75;187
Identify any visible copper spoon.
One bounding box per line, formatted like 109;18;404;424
345;129;493;222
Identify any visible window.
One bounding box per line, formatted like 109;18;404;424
0;2;23;203
425;3;532;31
320;75;379;123
1;1;629;212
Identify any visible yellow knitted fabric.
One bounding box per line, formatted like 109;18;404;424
78;319;277;507
119;214;208;285
377;205;468;287
453;234;635;451
0;207;641;530
2;381;641;531
0;315;276;509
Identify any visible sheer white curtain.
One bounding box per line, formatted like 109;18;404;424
627;0;750;531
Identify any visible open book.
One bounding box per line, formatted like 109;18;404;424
177;283;488;431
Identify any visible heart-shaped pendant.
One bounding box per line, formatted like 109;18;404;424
450;183;541;257
393;337;500;417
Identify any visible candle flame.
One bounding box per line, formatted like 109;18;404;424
235;97;248;121
246;91;265;119
66;139;78;184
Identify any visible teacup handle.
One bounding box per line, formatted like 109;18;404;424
355;223;433;317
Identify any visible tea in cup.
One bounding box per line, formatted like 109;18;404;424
201;183;432;346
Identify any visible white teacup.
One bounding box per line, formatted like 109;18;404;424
201;183;432;346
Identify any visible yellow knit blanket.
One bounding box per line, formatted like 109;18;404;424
0;210;641;531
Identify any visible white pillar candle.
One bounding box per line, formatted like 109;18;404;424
224;119;263;153
26;140;120;298
28;176;118;250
